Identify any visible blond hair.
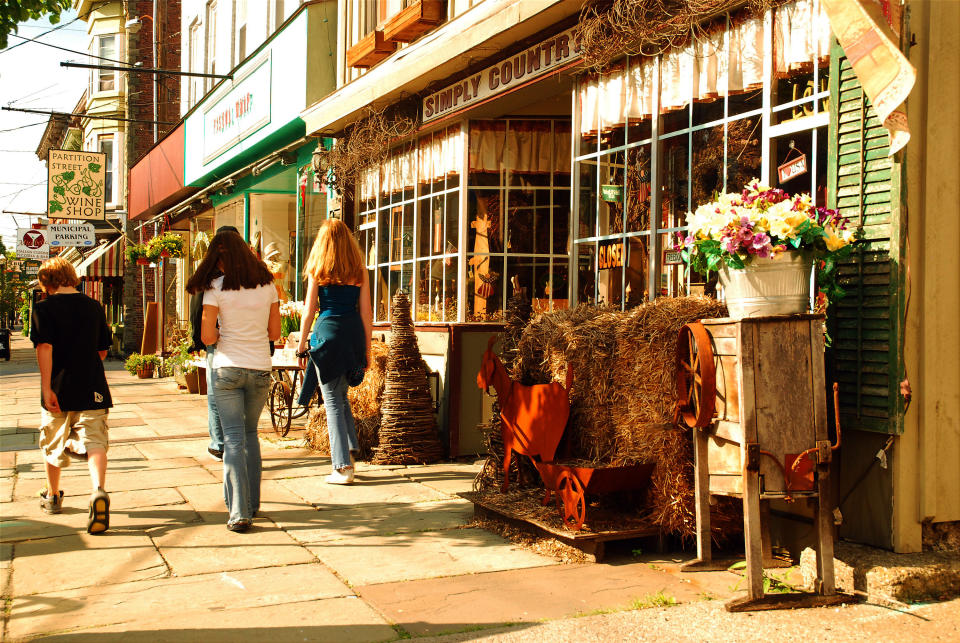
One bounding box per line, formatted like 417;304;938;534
303;218;365;286
37;256;80;292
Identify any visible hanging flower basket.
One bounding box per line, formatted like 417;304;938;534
147;233;184;261
126;243;149;264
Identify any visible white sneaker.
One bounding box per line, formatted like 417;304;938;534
325;467;354;485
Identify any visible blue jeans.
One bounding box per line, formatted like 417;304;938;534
318;373;359;470
213;367;271;524
205;347;223;453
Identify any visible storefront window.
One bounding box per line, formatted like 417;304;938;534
573;0;831;308
466;119;571;322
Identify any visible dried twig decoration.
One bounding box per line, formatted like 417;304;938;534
326;104;418;198
372;291;444;465
577;0;782;71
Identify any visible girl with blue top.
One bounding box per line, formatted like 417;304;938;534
296;219;372;485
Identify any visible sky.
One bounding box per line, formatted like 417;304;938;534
0;10;90;252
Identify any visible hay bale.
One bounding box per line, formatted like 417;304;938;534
511;296;731;538
304;339;389;460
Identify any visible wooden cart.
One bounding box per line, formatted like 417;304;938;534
676;314;849;611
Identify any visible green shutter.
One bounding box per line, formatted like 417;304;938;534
826;41;906;434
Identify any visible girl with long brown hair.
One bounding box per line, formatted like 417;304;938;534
296;219;372;484
193;229;281;531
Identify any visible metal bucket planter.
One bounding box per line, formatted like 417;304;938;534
719;251;813;319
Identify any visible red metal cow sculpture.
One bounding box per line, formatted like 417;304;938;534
477;336;573;492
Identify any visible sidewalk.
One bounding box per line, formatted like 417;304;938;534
1;331;957;642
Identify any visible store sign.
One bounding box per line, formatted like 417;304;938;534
47;150;107;220
663;250;685;265
203;55;272;163
422;26;582;123
778;152;808;184
17;228;50;261
598;240;623;270
49;223;96;247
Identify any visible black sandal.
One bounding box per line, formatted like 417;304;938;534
227;520;251;533
87;488;110;534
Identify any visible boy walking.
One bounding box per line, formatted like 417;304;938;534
31;256;113;534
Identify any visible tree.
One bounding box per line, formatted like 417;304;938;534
0;240;25;328
1;0;73;49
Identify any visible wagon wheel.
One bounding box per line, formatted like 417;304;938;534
288;370;311;420
676;322;717;428
556;470;587;531
268;379;293;437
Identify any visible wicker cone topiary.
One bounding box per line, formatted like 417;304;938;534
371;291;444;464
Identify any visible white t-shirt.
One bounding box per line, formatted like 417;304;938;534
203;276;278;371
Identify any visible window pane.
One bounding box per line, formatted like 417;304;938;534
597;151;625;236
625;145;651;233
468;189;501;255
596;238;623;307
550;262;570;311
466;254;502;322
575;241;596;304
726;116;762;195
625;236;650;306
577;160;597;239
552;197;570;255
442;258;459;322
660;135;689;226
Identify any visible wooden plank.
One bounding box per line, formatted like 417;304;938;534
742;463;764;600
810;319;828;443
707;437;741;474
693;428;712;564
738;322;758;444
709;474;744;495
815;468;836;595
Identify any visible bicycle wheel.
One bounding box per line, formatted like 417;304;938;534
268;379;292;435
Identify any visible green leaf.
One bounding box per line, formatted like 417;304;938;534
48;200;62;213
726;254;745;270
52;185;65;196
87;162;101;172
680;250;690;262
790;236;801;249
60;171;74;182
706;254;721;271
81;186;92;196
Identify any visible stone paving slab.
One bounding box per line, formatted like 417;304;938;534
135;439;210;460
15;456;199;480
10;532;167;596
7;563;365;642
0;476;12;502
14;444;145;467
23;598;398;643
308;528;557;586
357;560;711;637
153;522;317;577
280;469;449;510
282;499;475;545
14;465;219;501
399;464;483;496
176;479;308;519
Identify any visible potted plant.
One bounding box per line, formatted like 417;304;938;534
147;233;184;260
675;179;859;319
126;243;150;266
124;353;161;379
164;339;200;393
279;300;304;347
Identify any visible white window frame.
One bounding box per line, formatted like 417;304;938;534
205;1;218;94
98;134;117;206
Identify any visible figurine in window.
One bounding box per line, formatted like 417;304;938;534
263;242;289;302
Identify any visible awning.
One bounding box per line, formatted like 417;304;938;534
77;237;124;279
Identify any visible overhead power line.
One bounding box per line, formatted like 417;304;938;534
1;106;174;126
7;33;127;65
0;122;48;134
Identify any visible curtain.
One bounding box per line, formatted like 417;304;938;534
469;121;569;174
577;0;833;136
418;125;463;184
381;144;416;196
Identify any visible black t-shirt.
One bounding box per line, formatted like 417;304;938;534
30;293;113;411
